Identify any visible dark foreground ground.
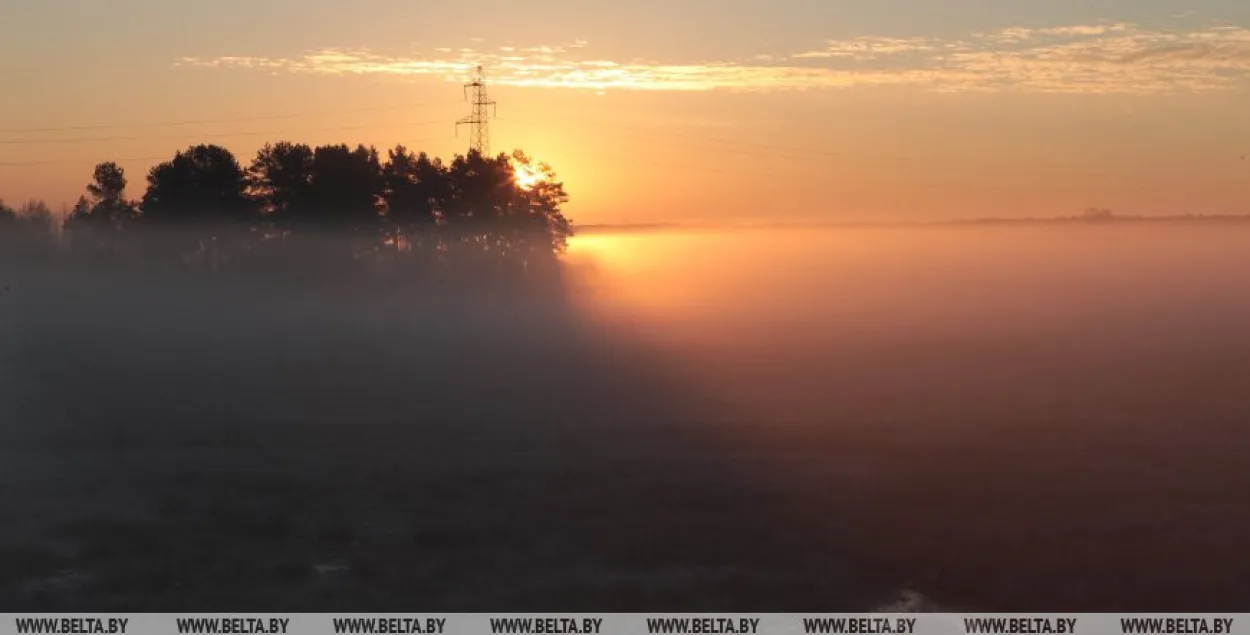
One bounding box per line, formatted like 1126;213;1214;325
0;264;879;612
6;224;1250;612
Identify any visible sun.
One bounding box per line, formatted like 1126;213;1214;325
514;163;545;190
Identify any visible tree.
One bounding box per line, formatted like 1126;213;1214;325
39;140;572;276
443;150;514;226
86;162;136;224
88;162;125;201
245;142;385;270
1082;207;1115;221
0;199;53;233
247;142;383;233
509;150;573;256
0;199;15;226
142;145;253;226
383;145;447;228
140;145;256;266
305;144;384;232
64;196;91;227
0;200;19;257
61;163;137;260
65;162;136;231
383;146;451;260
17;200;55;236
1;199;57;262
247;141;314;230
430;149;574;279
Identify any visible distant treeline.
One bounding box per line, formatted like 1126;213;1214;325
1;143;573;283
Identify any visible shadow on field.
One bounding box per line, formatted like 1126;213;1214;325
0;256;869;612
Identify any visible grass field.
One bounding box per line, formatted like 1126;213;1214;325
0;265;875;612
9;224;1250;612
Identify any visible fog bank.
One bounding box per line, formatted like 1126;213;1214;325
5;223;1250;611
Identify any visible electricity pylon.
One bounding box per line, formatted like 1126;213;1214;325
456;65;497;156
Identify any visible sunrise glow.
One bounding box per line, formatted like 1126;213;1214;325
6;0;1250;616
2;2;1249;225
513;163;545;191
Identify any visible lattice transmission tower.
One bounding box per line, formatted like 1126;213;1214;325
456;65;497;156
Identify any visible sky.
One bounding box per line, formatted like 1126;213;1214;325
2;0;1249;224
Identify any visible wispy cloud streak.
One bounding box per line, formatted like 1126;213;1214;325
176;23;1250;94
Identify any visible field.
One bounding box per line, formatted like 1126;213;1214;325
0;264;872;612
6;223;1250;612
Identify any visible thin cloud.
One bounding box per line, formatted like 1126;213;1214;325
792;36;951;60
175;50;936;92
176;23;1250;94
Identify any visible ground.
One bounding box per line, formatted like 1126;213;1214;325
0;267;876;612
9;226;1250;612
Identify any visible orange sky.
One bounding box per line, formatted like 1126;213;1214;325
2;0;1249;224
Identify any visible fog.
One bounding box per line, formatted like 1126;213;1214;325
568;223;1250;611
4;223;1250;611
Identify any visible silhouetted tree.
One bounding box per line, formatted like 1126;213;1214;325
1082;207;1116;221
0;199;15;225
0;199;57;262
0;199;18;261
247;142;383;232
0;199;21;265
245;142;385;271
141;145;256;267
509;150;573;256
143;145;253;225
382;145;450;261
443;150;511;225
64;196;90;228
51;141;572;279
439;150;573;274
62;163;137;260
247;141;314;231
85;161;136;226
17;200;55;235
305;144;384;233
384;145;447;228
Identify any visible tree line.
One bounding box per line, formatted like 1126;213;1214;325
2;143;573;282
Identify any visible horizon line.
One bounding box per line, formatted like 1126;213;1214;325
574;213;1250;233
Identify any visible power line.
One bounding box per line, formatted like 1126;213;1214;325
0;133;457;168
502;106;900;161
499;115;1114;182
0;156;167;168
500;107;1127;173
577;157;1091;191
0;119;453;146
0;100;461;136
498;115;884;172
531;141;1189;194
473;107;1201;192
